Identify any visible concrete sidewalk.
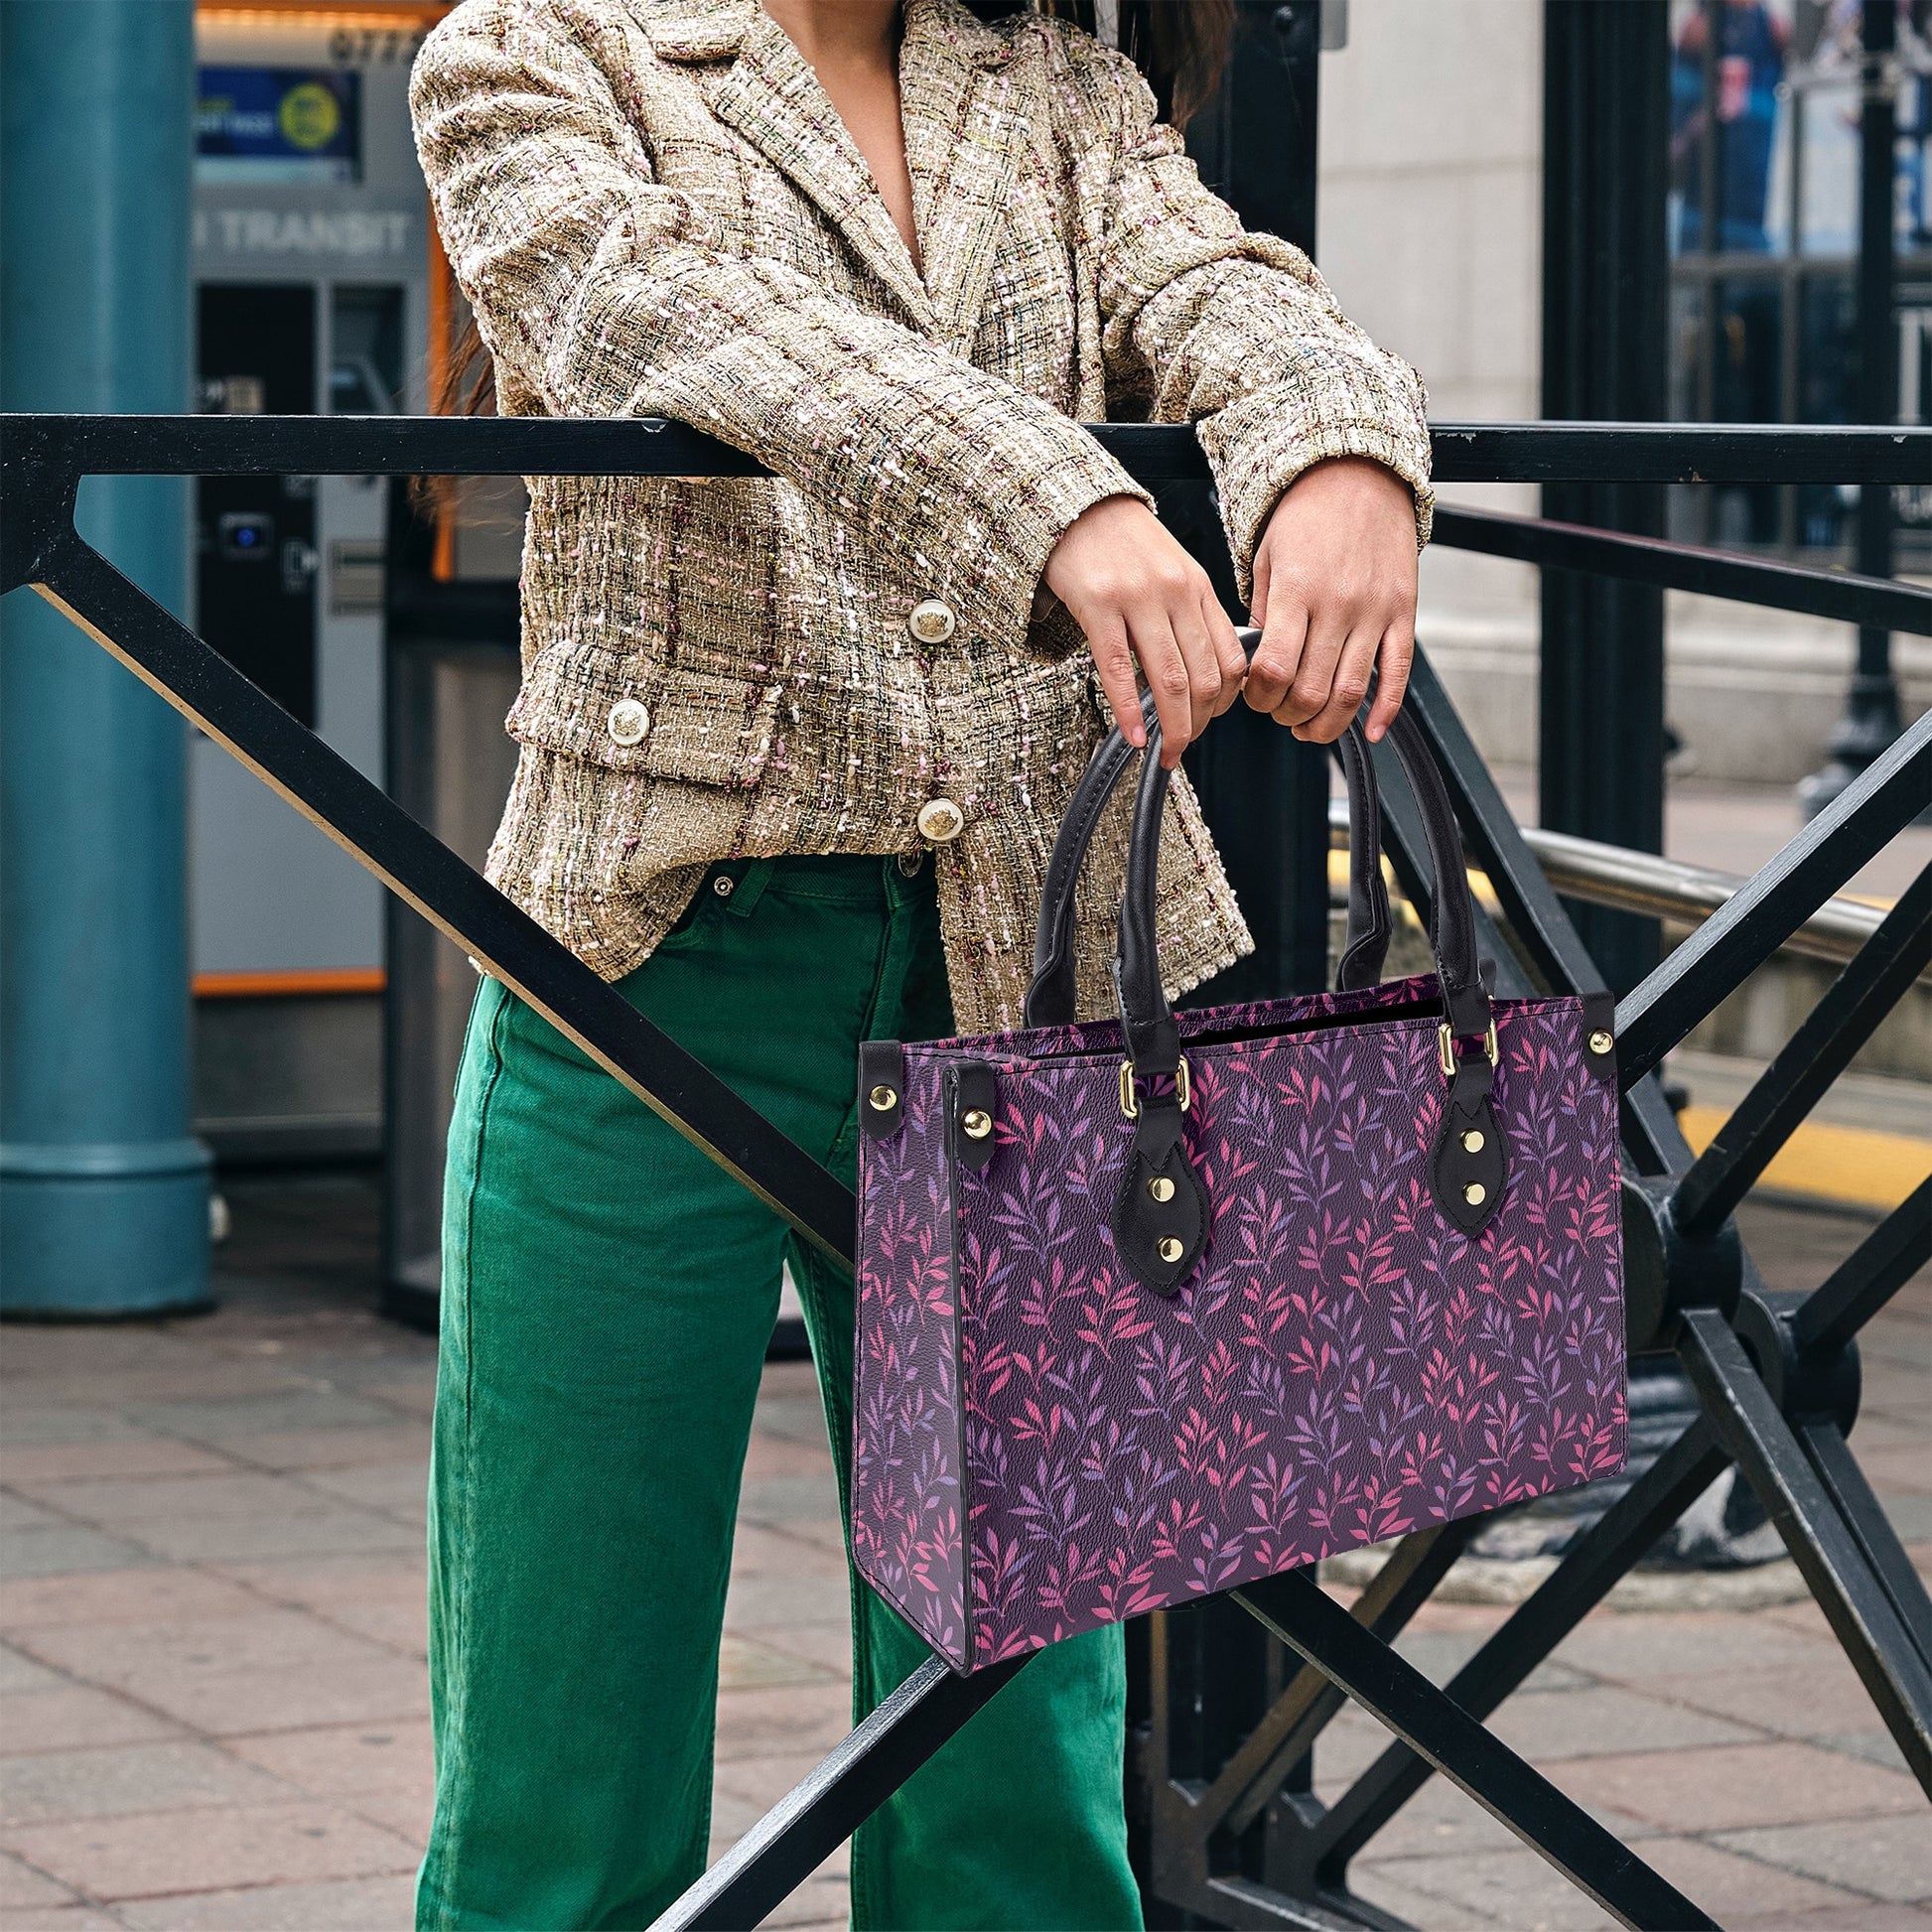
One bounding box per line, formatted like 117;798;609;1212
2;1174;1926;1931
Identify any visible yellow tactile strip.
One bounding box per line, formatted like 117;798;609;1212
1677;1108;1931;1214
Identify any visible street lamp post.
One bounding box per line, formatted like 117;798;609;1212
1800;0;1909;817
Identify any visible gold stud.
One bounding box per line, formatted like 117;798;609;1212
1463;1181;1487;1207
1148;1175;1175;1203
962;1109;992;1140
1461;1128;1484;1154
1588;1029;1613;1056
1157;1236;1184;1264
868;1085;897;1112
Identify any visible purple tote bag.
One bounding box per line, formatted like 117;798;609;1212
853;700;1627;1673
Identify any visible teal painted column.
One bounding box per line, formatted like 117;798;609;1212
1;1;210;1316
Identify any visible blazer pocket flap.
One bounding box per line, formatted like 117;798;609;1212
507;655;784;788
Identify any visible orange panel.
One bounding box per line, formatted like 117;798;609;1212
194;967;387;999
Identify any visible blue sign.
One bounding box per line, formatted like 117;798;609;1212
197;68;360;185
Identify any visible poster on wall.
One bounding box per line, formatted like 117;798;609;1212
197;68;361;185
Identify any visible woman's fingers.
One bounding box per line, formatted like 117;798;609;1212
1364;612;1416;743
1171;597;1229;744
1087;615;1148;750
1271;606;1347;730
1290;621;1379;743
1206;594;1248;716
1129;608;1194;768
1038;494;1251;761
1244;579;1310;716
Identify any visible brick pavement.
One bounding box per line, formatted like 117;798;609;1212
1;1176;1925;1931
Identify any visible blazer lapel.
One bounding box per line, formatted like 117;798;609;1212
899;0;1033;353
699;6;937;332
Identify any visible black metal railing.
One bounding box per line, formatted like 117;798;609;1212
2;411;1926;1931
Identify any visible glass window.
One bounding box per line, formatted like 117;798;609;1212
1671;0;1796;255
1669;0;1931;557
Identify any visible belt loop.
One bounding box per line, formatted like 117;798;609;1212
723;856;775;917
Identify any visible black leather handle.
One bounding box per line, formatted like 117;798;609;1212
1112;706;1490;1066
1028;626;1397;1027
1024;640;1489;1048
1333;726;1393;992
1026;685;1159;1029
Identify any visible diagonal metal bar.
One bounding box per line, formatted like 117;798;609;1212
1671;865;1932;1237
1399;652;1604;1000
1388;655;1697;1179
1679;1311;1932;1791
1798;1417;1932;1676
1309;1420;1729;1878
1200;1521;1476;1842
649;1655;1026;1931
1616;713;1932;1086
1792;1178;1932;1359
24;534;859;1263
1230;1571;1717;1930
1432;506;1932;634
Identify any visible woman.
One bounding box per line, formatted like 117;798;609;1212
409;0;1429;1924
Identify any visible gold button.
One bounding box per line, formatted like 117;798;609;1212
1461;1128;1484;1154
962;1109;992;1140
607;697;649;746
1148;1176;1175;1203
916;797;964;843
1157;1236;1184;1264
1588;1029;1614;1056
868;1084;898;1112
1463;1182;1487;1207
907;598;957;645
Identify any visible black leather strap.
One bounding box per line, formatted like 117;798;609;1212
1429;1053;1507;1236
1109;1093;1209;1295
1104;704;1488;1070
1334;725;1393;992
1030;630;1400;1028
1028;637;1452;1035
1026;686;1157;1029
1383;710;1488;1039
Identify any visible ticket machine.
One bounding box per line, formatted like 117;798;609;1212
191;5;437;1158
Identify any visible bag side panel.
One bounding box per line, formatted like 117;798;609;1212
852;1048;970;1670
959;997;1626;1666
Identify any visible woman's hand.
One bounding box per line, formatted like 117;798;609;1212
1243;457;1420;744
1043;495;1247;768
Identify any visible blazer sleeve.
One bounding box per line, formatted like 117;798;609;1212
1088;49;1434;602
409;0;1148;648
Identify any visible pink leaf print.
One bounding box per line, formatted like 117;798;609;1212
857;990;1627;1670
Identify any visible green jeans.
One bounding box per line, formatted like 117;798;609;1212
419;854;1144;1932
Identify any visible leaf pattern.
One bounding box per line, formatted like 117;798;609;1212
855;980;1626;1672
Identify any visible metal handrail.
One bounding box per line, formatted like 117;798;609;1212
9;409;1930;1929
1326;800;1917;973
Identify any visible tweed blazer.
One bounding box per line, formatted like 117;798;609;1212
410;0;1434;1033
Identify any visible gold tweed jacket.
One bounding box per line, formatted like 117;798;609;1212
410;0;1434;1034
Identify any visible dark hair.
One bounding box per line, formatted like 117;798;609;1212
984;0;1232;129
428;0;1232;424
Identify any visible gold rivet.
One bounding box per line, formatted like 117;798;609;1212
1463;1181;1487;1207
868;1085;897;1112
962;1109;992;1140
1158;1236;1184;1264
1148;1175;1175;1203
1588;1029;1613;1056
1461;1128;1484;1154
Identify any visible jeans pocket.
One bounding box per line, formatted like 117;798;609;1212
654;871;721;952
